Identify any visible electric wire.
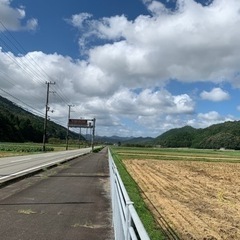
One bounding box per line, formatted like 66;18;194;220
0;87;45;118
0;20;71;105
1;84;67;127
0;29;46;85
0;20;73;126
0;69;16;87
0;21;49;85
0;39;45;86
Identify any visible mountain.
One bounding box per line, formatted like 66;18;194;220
123;137;154;146
154;122;240;150
0;95;79;142
2;95;240;150
191;121;240;149
154;126;197;148
89;135;133;144
92;135;154;145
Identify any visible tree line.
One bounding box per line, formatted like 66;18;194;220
154;123;240;150
0;96;78;143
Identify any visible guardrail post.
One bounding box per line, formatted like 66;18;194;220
126;201;134;240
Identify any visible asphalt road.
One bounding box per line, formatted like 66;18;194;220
0;148;92;184
0;148;113;240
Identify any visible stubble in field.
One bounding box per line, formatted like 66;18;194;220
124;159;240;240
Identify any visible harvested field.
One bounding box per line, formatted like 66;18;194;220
124;158;240;240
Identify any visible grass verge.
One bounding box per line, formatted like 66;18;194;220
110;148;165;240
0;142;91;158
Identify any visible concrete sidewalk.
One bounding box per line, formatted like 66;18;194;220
0;148;113;240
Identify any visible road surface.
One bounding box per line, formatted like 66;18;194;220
0;147;113;240
0;148;92;184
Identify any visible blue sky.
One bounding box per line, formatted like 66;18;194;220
0;0;240;137
10;0;150;57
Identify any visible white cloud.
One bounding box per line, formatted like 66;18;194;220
198;111;222;121
200;87;230;101
144;0;169;15
0;48;194;129
26;18;38;31
106;88;195;117
68;0;240;89
0;45;236;137
1;0;240;137
68;13;92;29
0;0;38;31
190;111;235;128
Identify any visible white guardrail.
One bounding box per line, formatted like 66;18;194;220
108;149;150;240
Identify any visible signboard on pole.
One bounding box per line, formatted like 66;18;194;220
68;119;88;128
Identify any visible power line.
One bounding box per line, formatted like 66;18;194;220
0;20;49;84
0;29;46;85
0;19;73;126
0;19;71;105
0;87;45;118
0;86;68;127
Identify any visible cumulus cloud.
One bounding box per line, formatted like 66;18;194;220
26;18;38;31
198;111;223;121
192;111;234;128
200;87;230;101
77;88;195;136
68;13;92;29
0;48;193;108
2;0;240;137
186;111;234;128
143;0;170;15
0;0;38;31
67;0;240;89
71;88;195;120
107;88;195;116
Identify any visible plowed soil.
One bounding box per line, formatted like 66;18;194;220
124;159;240;240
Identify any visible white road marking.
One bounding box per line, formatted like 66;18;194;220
10;158;31;163
0;148;92;182
0;160;60;181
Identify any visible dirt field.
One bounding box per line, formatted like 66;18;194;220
124;159;240;240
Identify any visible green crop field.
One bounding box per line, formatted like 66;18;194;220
114;146;240;163
0;142;88;158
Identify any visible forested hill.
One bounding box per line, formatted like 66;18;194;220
154;122;240;150
0;96;78;142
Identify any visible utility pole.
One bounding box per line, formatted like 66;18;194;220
91;118;96;152
78;127;81;149
66;104;73;150
42;81;55;151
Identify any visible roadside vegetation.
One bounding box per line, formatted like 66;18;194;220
0;142;92;158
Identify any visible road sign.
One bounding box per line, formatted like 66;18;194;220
68;119;88;128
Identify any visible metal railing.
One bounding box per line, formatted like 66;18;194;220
108;149;150;240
